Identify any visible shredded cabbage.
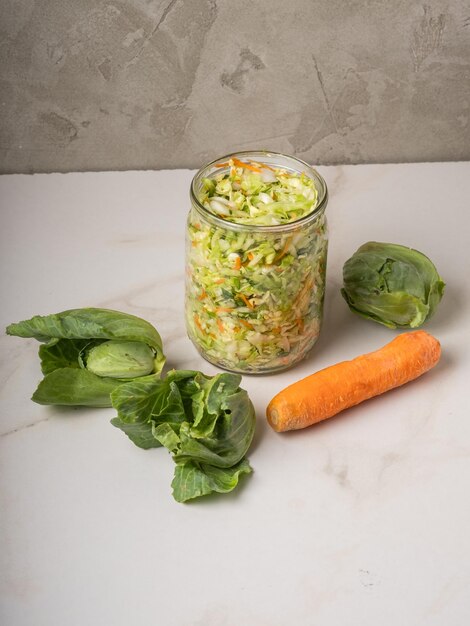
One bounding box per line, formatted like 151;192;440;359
186;158;328;372
199;159;318;226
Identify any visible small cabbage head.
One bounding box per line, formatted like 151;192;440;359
341;241;445;329
85;341;155;379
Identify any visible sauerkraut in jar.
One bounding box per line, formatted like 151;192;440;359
185;151;328;373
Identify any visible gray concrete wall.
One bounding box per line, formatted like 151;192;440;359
1;0;469;174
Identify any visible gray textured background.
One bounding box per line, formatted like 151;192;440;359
1;0;469;174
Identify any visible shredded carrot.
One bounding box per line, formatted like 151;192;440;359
238;293;254;309
274;237;292;263
233;256;242;270
214;278;225;285
215;307;234;313
194;314;204;333
293;280;313;307
295;318;304;331
231;157;262;173
238;318;254;330
215;158;263;173
247;252;254;261
267;331;441;433
217;319;225;332
197;289;207;301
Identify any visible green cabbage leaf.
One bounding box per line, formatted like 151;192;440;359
111;370;256;502
6;308;166;406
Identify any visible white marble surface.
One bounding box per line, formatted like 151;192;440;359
1;163;469;626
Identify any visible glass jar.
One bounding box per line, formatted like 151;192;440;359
185;151;328;373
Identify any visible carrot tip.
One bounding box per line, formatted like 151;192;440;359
267;407;279;431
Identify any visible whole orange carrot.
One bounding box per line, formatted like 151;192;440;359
267;331;441;432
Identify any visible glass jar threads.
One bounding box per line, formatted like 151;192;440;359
185;151;328;373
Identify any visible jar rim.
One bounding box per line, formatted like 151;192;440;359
190;150;328;233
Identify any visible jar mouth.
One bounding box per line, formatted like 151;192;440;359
190;150;328;233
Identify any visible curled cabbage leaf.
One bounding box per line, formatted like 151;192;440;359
111;370;256;502
341;242;445;329
6;308;166;406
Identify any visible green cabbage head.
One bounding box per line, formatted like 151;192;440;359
341;242;445;329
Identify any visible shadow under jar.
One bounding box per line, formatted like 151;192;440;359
185;151;328;374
